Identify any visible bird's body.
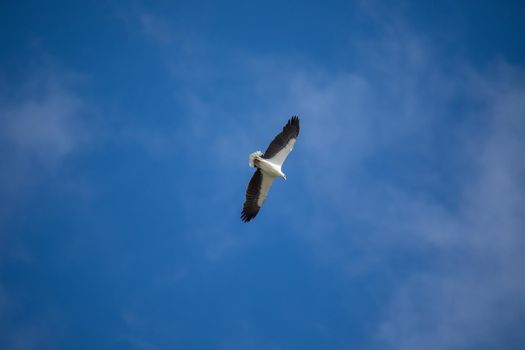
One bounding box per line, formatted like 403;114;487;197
241;116;300;222
251;153;286;178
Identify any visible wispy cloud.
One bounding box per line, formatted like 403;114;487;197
375;67;525;349
0;66;94;220
136;12;174;45
3;79;89;162
116;5;190;47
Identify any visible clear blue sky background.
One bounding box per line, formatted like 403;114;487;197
1;1;525;349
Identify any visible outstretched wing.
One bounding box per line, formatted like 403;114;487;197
241;169;276;222
263;116;300;166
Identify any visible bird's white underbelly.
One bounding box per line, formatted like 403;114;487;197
257;158;283;177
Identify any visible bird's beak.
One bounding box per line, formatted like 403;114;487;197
283;175;287;180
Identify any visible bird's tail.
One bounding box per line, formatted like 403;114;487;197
248;151;263;167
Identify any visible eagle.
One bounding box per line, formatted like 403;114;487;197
241;116;300;222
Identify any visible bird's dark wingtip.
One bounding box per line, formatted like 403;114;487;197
289;115;299;125
240;210;253;223
287;115;300;134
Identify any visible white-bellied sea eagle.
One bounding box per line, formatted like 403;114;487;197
241;116;300;222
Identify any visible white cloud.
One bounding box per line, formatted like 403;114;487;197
136;12;173;45
1;66;92;166
375;71;525;349
4;83;88;162
0;65;94;255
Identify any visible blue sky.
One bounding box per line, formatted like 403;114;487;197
1;1;525;349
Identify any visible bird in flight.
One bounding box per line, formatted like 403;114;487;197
241;116;300;222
